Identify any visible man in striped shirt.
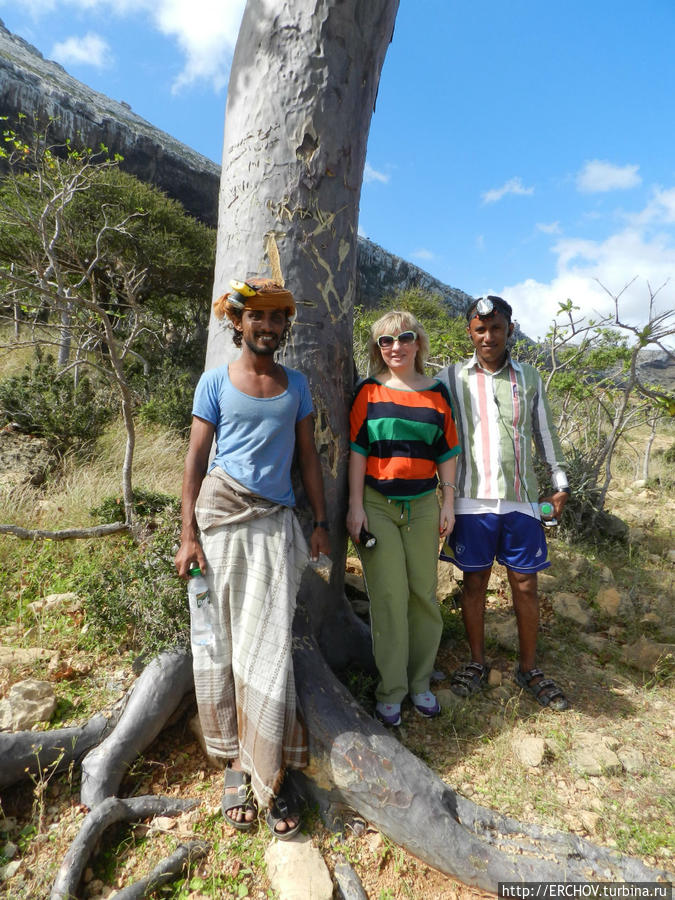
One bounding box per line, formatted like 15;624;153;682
439;296;570;710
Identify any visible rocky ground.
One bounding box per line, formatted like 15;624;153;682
0;475;673;899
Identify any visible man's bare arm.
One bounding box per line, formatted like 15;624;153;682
174;416;215;579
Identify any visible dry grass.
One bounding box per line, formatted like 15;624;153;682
0;420;185;530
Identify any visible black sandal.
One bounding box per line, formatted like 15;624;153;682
515;667;569;711
266;788;301;841
450;661;491;697
222;768;257;831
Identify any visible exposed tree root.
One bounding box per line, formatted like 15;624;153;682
0;711;121;790
4;634;671;894
334;855;368;899
50;795;200;900
292;618;675;892
80;649;194;809
110;839;211;900
0;523;129;540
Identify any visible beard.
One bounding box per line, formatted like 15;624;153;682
244;337;280;356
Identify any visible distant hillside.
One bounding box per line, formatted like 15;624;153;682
0;19;221;226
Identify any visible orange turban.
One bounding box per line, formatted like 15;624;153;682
213;277;296;325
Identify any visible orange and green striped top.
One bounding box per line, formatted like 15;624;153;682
350;378;461;500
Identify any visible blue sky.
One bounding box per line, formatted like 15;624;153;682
2;0;674;344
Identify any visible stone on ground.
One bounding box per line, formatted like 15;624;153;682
265;833;333;900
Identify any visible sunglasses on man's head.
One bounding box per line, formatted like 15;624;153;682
376;330;417;349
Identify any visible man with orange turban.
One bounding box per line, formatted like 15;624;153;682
175;277;330;839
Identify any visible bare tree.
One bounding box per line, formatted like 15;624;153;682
0;122;215;534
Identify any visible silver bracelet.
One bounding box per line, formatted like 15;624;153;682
439;481;456;489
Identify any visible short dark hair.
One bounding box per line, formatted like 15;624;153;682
466;295;512;324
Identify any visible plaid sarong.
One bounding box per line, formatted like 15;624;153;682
192;468;309;808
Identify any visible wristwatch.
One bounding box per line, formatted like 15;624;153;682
313;520;330;531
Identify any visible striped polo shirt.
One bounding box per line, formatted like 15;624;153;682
439;353;567;504
350;378;461;500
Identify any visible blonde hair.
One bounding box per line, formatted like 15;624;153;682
368;310;429;376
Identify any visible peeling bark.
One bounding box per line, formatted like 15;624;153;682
80;650;193;809
50;795;200;900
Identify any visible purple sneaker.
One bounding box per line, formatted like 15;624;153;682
375;702;402;727
410;690;441;718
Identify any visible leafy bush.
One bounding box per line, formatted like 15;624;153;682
536;450;628;543
0;353;110;451
137;361;200;434
90;488;179;524
80;509;189;656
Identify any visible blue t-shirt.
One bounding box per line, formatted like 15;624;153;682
192;365;314;506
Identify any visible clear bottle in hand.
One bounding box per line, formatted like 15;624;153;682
187;564;214;647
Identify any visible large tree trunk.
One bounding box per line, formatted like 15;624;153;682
206;0;398;664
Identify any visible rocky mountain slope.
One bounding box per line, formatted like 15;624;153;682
0;19;221;226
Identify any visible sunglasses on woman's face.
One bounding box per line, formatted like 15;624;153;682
376;330;417;349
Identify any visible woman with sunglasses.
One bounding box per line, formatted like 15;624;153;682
347;310;461;726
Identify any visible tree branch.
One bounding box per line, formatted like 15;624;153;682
0;523;130;540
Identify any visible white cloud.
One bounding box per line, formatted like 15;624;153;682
364;162;390;185
536;221;561;235
476;235;485;251
630;186;675;226
502;226;675;342
154;0;246;92
412;248;434;261
481;177;534;205
52;32;112;68
576;160;641;193
19;0;246;91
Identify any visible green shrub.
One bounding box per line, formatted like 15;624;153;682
137;361;199;433
537;450;628;544
0;353;110;451
81;509;189;656
90;488;179;524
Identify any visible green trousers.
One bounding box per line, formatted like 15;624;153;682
360;485;443;704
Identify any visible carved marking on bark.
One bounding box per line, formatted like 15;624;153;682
312;396;339;475
331;736;413;807
338;238;350;269
264;232;284;284
267;198;314;223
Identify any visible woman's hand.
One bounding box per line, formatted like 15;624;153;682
439;502;455;539
347;504;368;544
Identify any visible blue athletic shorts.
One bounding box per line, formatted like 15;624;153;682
439;511;550;574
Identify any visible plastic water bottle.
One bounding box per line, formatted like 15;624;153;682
187;564;214;647
539;501;558;528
